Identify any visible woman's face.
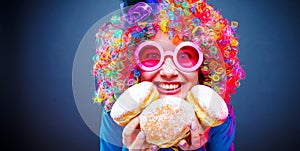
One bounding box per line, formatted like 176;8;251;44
139;32;199;99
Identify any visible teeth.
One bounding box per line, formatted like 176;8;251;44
158;84;180;90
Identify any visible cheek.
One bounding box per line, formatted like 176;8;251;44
140;71;157;82
186;71;199;85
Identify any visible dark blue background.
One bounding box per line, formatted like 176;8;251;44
2;0;300;150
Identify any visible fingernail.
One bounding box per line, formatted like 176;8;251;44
140;131;145;139
151;146;158;151
179;142;186;147
191;121;197;131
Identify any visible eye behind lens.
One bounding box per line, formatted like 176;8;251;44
176;46;199;68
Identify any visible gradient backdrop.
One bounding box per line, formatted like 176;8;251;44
2;0;300;150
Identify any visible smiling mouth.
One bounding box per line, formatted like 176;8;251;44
155;82;182;91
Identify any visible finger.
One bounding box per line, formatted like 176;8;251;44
199;124;210;134
178;139;189;150
198;124;210;147
201;125;210;143
178;121;202;150
190;121;201;147
129;131;146;151
199;133;208;146
198;123;204;134
143;144;157;151
122;117;140;147
149;145;158;151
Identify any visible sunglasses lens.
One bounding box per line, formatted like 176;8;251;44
177;46;199;68
139;45;161;67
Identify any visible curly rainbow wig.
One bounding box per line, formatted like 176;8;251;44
93;0;245;111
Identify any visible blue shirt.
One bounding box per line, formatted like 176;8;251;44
99;106;235;151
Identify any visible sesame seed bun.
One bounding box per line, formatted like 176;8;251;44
139;96;196;148
111;82;160;126
186;85;228;127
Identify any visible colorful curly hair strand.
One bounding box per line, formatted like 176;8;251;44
93;0;245;111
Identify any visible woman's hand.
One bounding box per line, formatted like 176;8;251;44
122;117;158;151
178;119;210;150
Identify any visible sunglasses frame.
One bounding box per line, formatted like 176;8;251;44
135;41;204;72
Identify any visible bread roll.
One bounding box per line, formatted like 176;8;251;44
139;96;196;148
186;85;228;127
110;81;160;126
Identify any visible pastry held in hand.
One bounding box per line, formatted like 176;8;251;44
139;96;196;148
110;81;160;126
187;85;228;127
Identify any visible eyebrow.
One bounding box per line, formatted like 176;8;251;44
149;39;176;52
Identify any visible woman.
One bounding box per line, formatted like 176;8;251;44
93;0;245;150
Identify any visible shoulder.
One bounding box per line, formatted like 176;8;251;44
100;110;124;150
206;105;236;151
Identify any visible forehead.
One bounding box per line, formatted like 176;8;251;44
151;32;178;51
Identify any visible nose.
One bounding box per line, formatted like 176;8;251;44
159;58;179;79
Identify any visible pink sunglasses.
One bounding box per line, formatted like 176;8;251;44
135;41;204;72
